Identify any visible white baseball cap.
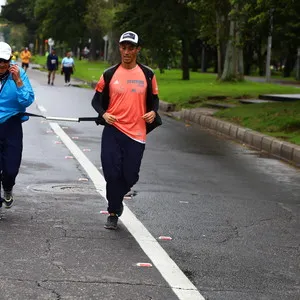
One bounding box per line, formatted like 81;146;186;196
0;42;12;60
119;31;139;45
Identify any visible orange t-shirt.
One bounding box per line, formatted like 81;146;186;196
95;65;158;143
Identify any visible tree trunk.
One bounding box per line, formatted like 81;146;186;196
244;45;253;75
220;10;244;82
221;19;236;81
283;52;295;77
216;11;222;78
201;47;206;72
236;25;244;80
257;43;264;76
107;30;119;65
181;35;190;80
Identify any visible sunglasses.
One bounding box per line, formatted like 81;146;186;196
0;58;10;63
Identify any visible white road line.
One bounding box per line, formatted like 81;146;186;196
47;121;205;300
37;104;47;112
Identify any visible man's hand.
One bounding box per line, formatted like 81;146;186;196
9;65;23;87
103;112;118;125
142;111;156;124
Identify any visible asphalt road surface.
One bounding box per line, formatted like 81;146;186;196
0;67;299;300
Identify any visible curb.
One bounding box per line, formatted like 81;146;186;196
85;80;300;168
159;104;300;168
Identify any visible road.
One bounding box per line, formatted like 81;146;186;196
0;68;299;300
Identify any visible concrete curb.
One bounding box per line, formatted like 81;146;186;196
86;79;300;167
160;106;300;168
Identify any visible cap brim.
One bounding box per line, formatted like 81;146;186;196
119;40;138;46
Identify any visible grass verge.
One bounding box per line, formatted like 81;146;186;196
31;55;300;145
215;102;300;145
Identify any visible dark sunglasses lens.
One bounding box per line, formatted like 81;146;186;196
0;59;9;63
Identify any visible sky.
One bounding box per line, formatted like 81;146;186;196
0;0;5;12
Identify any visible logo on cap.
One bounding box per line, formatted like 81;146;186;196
123;32;135;39
119;31;139;45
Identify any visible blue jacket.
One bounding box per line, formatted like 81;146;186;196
0;66;34;123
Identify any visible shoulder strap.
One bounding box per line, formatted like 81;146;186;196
100;63;120;111
103;63;121;84
138;63;154;81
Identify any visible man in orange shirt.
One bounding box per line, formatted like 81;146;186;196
91;31;161;230
20;47;31;72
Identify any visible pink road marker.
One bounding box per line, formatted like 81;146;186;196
65;156;74;159
46;130;53;133
123;196;131;200
100;210;109;215
78;178;88;181
83;148;91;152
136;263;152;267
72;137;79;140
54;141;62;144
158;236;173;241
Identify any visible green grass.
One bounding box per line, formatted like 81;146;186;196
31;55;110;82
155;69;300;109
31;55;300;145
32;56;300;107
215;101;300;145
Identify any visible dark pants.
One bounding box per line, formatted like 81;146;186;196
101;125;145;214
63;67;72;83
0;116;23;192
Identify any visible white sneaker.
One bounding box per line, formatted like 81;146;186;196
64;83;68;86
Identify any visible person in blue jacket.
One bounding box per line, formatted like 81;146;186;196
0;42;34;209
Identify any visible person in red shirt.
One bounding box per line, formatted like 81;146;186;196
91;31;161;230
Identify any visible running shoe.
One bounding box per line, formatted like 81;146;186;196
104;215;118;230
3;190;13;209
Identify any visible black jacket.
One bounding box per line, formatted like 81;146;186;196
91;63;162;134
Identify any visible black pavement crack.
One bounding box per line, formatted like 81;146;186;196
37;281;61;300
51;261;69;274
45;238;51;256
243;217;275;229
0;276;169;288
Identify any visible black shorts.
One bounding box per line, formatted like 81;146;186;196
22;63;29;68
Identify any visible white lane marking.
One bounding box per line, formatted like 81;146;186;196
47;122;205;300
37;104;47;112
37;104;205;298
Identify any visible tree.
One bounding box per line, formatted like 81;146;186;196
190;0;231;77
115;0;200;79
34;0;88;52
84;0;117;60
219;0;248;81
1;0;38;48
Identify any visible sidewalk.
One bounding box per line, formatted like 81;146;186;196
245;76;300;87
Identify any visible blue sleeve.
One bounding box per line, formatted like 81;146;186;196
16;69;35;108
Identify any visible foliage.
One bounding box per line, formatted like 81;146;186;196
34;0;88;48
115;0;200;78
1;0;300;80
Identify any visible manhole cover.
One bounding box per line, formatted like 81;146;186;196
28;184;98;195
